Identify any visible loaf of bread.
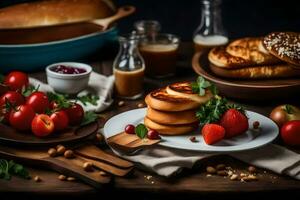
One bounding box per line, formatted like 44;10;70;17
209;63;300;79
0;0;116;29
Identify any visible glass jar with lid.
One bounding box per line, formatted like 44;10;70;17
113;34;145;99
193;0;228;52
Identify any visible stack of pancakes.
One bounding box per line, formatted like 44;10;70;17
208;33;300;79
144;82;213;135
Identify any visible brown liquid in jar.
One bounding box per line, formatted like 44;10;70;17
114;67;144;98
139;44;178;78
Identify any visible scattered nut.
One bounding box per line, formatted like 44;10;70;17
189;136;197;142
240;173;247;177
48;148;57;157
206;174;212;177
118;101;125;107
227;170;233;176
99;171;108;176
217;170;228;176
253;121;260;129
67;177;76;181
137;103;144;108
248;166;256;173
230;174;239;180
56;145;66;155
83;162;94;172
64;150;75;159
58;174;67;181
247;174;258;181
34;176;41;182
216;164;226;170
96;133;104;142
206;166;217;174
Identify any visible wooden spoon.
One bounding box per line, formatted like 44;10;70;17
91;6;136;30
75;145;134;168
107;132;160;153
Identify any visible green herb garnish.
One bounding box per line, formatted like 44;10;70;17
80;111;99;126
191;76;218;96
22;85;39;97
77;94;99;106
0;159;30;180
135;123;148;139
196;96;245;126
47;92;71;109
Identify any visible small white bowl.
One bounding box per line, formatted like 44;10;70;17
46;62;92;94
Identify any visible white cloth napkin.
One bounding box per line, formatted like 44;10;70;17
29;72;115;112
109;141;300;179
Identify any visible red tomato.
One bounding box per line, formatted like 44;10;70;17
26;91;49;113
4;71;29;91
0;91;25;106
49;101;59;110
31;114;54;137
9;105;35;131
64;103;84;125
50;110;69;131
281;120;300;146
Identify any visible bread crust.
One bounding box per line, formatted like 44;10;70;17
263;32;300;67
209;63;300;79
145;88;201;111
226;37;280;65
0;0;115;28
146;106;198;125
166;82;213;104
144;117;197;135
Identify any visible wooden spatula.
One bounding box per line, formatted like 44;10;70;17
0;145;110;188
75;145;134;169
107;132;160;153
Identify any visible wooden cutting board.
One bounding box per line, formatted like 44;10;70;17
0;144;134;188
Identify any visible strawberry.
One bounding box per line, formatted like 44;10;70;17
220;109;249;138
202;124;225;145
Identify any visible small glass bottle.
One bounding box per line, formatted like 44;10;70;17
134;20;161;38
193;0;228;52
113;34;145;99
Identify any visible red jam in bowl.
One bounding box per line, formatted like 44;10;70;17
50;65;87;74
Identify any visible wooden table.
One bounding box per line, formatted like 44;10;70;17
0;43;299;199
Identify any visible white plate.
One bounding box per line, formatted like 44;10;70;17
103;108;279;152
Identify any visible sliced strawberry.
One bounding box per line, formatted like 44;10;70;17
202;124;225;145
220;109;249;138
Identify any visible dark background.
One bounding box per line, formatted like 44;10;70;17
0;0;299;41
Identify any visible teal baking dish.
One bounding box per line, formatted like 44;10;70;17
0;26;118;74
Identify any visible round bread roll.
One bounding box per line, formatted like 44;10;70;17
145;88;201;112
263;32;300;67
144;117;197;135
146;106;198;125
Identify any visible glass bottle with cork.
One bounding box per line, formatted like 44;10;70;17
113;33;145;99
193;0;228;53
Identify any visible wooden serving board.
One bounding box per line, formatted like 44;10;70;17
0;122;99;146
192;52;300;100
0;143;135;188
0;144;110;188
